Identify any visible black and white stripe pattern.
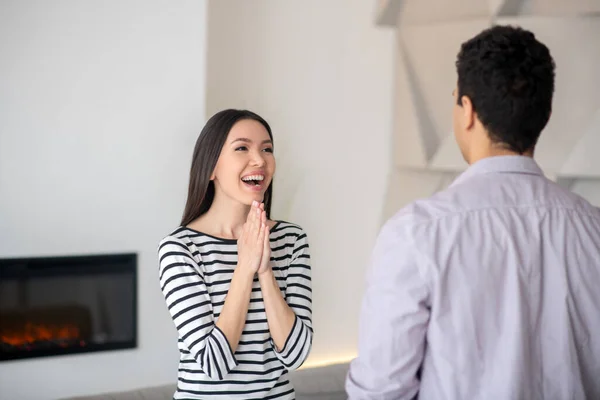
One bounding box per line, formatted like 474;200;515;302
158;221;313;399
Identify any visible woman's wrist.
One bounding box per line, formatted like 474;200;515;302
234;265;256;283
257;267;274;282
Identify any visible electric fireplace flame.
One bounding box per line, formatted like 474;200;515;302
0;305;92;354
1;322;85;348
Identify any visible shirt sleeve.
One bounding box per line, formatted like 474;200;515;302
272;230;313;371
158;236;237;381
345;220;431;399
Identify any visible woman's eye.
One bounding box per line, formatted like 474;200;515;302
235;146;248;151
263;148;274;153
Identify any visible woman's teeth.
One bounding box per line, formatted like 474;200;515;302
242;175;264;181
242;175;265;186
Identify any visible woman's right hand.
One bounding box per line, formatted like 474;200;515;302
237;200;265;276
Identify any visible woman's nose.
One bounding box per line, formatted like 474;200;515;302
250;151;266;166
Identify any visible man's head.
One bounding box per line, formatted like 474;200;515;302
453;25;555;164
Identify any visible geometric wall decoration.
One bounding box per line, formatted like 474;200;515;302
560;109;600;178
375;0;600;208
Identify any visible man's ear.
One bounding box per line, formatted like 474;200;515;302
461;95;475;130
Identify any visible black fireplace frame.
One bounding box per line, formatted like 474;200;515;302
0;253;138;362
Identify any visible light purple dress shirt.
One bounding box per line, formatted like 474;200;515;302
346;156;600;400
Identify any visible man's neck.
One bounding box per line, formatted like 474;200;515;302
468;146;533;165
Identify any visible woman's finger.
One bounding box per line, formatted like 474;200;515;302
253;204;261;236
258;222;265;246
247;201;255;222
263;225;270;253
248;202;257;231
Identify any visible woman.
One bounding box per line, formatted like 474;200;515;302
158;109;313;399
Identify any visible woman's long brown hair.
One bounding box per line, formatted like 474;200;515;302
180;109;274;227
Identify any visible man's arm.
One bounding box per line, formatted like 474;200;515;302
345;221;432;399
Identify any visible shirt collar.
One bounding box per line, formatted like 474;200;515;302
449;155;544;188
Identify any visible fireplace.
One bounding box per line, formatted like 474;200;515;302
0;253;137;361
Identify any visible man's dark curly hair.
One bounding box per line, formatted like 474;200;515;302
456;25;555;154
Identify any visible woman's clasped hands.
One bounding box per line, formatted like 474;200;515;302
237;201;272;277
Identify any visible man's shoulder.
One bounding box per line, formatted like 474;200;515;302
387;186;467;229
542;182;600;217
387;175;600;233
385;174;518;233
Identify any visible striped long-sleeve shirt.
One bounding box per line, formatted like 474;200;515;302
158;221;313;399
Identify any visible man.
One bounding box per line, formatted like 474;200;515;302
345;25;600;399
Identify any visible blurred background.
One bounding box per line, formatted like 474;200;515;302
1;0;599;399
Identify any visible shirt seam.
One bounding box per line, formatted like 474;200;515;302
401;203;600;230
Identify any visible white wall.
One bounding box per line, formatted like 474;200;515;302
206;0;394;365
0;1;207;399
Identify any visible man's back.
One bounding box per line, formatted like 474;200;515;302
346;156;600;399
415;156;600;399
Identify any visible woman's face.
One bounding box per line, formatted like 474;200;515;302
211;119;275;206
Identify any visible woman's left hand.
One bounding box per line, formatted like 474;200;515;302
257;203;272;275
